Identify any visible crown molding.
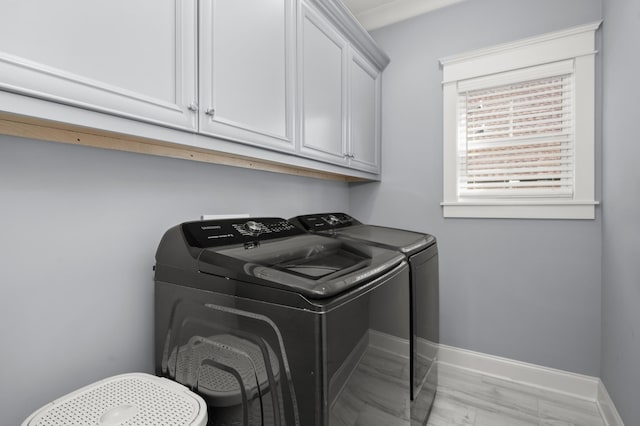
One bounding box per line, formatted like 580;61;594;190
308;0;390;69
353;0;465;31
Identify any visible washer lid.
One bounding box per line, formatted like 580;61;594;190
22;373;207;426
197;233;405;299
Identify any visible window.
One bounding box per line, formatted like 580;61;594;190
440;22;600;219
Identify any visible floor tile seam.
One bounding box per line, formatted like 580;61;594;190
439;368;606;425
439;361;600;405
538;397;604;417
474;407;543;426
430;391;480;425
537;401;608;425
435;387;541;422
435;370;607;426
478;374;556;404
437;390;538;417
436;378;542;413
469;405;542;426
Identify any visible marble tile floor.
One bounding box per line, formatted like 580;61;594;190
329;344;606;426
331;345;412;426
427;363;607;426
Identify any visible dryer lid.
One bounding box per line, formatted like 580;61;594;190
291;213;435;255
332;225;435;255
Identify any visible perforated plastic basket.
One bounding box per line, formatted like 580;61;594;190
168;334;281;406
22;373;207;426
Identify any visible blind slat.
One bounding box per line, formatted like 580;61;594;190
466;150;573;163
465;165;574;175
466;124;572;140
461;133;571;148
464;78;568;97
459;188;574;197
466;112;572;130
462;174;574;184
464;91;571;112
465;87;570;107
461;180;573;190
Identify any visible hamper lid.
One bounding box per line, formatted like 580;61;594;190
22;373;207;426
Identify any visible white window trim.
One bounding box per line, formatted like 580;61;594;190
440;21;601;219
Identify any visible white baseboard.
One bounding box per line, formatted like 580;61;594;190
417;336;439;362
438;344;624;425
597;379;625;426
438;343;599;399
366;338;624;425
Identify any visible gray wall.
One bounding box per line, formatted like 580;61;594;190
0;135;349;425
7;1;640;424
351;0;604;376
601;0;640;424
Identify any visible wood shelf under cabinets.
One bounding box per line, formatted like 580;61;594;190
0;112;370;182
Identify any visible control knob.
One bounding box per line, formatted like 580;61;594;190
326;215;340;225
244;220;263;235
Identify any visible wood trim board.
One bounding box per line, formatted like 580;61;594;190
0;112;368;182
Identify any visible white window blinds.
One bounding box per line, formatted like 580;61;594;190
441;22;598;219
457;64;574;198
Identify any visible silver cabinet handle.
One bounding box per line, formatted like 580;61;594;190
187;103;198;112
205;108;215;116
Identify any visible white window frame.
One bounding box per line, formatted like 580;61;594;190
440;22;601;219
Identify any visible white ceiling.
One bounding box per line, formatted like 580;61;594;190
343;0;465;31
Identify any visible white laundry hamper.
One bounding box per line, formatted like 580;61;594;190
22;373;207;426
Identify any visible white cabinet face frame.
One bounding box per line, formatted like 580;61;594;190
198;0;296;151
0;0;198;131
297;0;349;165
348;50;381;173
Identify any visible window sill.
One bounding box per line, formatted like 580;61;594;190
441;200;599;219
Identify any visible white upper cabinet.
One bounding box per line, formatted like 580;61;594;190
298;0;384;173
0;0;389;178
0;0;198;130
198;0;295;151
348;51;381;173
298;1;349;164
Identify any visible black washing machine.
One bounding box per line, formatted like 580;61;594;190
290;213;439;425
154;217;412;425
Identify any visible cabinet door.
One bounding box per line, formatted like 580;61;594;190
298;1;349;165
348;51;381;173
0;0;197;130
199;0;295;151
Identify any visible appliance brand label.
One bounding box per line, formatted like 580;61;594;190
207;233;234;239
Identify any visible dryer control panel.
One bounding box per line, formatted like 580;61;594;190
182;217;304;248
292;213;361;232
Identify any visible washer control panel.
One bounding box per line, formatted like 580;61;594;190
182;217;303;248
